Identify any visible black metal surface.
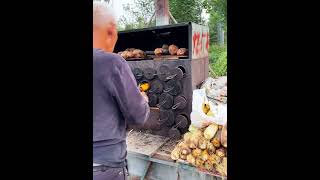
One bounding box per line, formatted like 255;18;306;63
114;23;190;55
164;80;182;96
149;79;164;94
168;127;181;138
144;68;156;80
169;67;184;81
118;22;190;34
188;23;192;59
159;109;174;127
145;51;155;55
119;23;209;137
132;68;144;80
148;93;158;107
126;59;208;137
172;95;187;110
139;79;150;84
177;66;186;76
158;92;173;109
175;114;188;129
157;65;171;82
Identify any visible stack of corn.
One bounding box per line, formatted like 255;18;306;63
171;123;227;177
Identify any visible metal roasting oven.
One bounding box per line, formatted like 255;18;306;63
115;22;210;138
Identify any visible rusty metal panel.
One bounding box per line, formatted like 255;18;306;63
126;57;208;137
127;59;194;137
191;57;209;90
115;23;209;137
191;23;210;59
116;23;210;61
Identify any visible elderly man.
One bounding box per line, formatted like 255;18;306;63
93;2;150;180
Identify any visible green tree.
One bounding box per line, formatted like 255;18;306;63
118;0;155;30
169;0;204;24
204;0;227;76
205;0;227;44
203;0;227;23
118;0;215;29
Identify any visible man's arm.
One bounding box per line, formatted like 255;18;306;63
108;59;150;126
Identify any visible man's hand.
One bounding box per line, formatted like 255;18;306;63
140;92;149;103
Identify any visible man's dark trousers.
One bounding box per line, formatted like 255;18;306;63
93;166;128;180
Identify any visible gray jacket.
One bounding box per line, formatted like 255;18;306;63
93;48;150;167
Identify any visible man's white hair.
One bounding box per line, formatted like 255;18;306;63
93;1;115;28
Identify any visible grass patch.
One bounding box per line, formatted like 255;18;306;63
209;44;227;77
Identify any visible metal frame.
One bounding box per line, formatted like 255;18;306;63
118;22;191;35
127;152;225;180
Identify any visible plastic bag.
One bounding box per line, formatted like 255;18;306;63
201;77;227;104
190;89;227;128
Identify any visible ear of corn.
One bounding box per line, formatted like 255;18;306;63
204;124;218;140
171;122;227;177
192;148;202;158
139;83;150;92
202;102;210;114
186;154;196;166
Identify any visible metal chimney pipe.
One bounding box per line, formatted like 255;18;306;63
155;0;170;26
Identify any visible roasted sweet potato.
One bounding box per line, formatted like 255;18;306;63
154;48;163;56
169;44;178;55
177;48;188;56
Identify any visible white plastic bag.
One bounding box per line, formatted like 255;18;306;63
190;89;227;128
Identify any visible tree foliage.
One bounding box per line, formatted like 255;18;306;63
169;0;204;24
118;0;227;44
203;0;227;22
205;0;227;43
209;45;227;77
118;0;155;30
118;0;211;30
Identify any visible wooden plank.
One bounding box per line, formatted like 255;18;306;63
178;161;227;179
127;131;169;157
153;138;180;161
128;175;141;180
